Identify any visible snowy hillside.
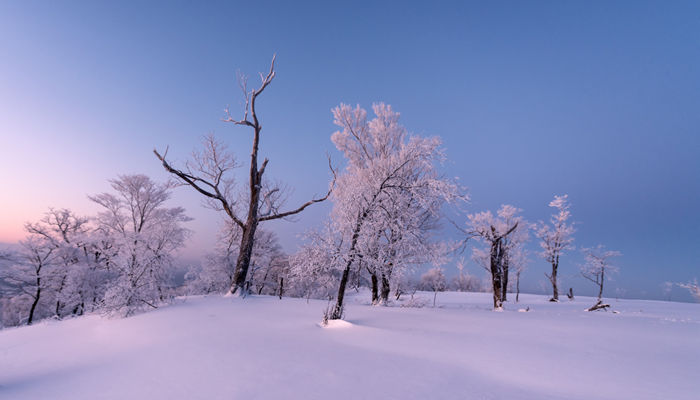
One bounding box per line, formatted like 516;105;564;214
1;292;698;400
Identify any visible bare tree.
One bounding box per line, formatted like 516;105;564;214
155;56;334;296
580;245;621;311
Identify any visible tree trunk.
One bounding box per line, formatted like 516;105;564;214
490;241;503;309
330;264;351;320
330;210;367;320
515;271;521;303
278;277;284;299
370;273;379;305
433;290;437;307
231;223;258;295
380;273;391;305
502;259;509;302
550;256;559;301
28;286;40;326
598;268;605;301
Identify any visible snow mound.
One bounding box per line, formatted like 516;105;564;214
320;319;354;329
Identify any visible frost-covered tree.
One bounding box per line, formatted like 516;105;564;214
534;195;575;302
678;279;700;302
467;205;526;310
89;175;190;316
289;222;344;302
580;245;621;311
325;103;462;320
156;57;334;296
451;258;482;292
1;237;57;324
24;208;91;317
420;267;447;307
509;245;529;303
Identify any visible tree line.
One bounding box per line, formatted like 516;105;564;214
4;57;696;328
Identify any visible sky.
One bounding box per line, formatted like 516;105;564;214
0;1;698;301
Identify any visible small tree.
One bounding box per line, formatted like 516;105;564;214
580;245;621;311
420;267;447;307
534;195;575;302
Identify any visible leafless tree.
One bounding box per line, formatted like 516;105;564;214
155;56;334;296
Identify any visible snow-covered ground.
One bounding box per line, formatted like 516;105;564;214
1;291;698;400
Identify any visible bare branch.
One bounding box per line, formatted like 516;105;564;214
259;154;336;222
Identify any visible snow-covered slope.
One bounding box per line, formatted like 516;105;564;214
1;292;698;400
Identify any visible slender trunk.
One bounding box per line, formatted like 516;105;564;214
502;259;509;302
55;274;67;317
433;290;437;307
28;286;41;325
278;277;284;299
516;271;521;303
370;273;379;305
380;273;391;305
551;254;559;301
598;268;605;300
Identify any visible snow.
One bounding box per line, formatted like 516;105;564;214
1;292;698;400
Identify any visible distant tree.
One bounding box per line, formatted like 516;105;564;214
420;267;447;307
678;279;700;302
534;195;575;302
155;57;334;296
1;237;57;324
451;258;482;292
24;208;90;317
89;175;190;316
580;245;621;311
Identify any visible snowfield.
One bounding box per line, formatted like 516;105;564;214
1;292;698;400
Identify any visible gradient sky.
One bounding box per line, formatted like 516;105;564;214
1;1;698;301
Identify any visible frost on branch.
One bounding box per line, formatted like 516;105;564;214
580;245;621;311
467;205;529;310
677;279;700;302
89;175;191;317
317;103;464;320
534;194;575;302
420;267;447;307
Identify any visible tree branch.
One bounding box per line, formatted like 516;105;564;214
259;155;336;222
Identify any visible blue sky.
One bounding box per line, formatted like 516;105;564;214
0;1;698;300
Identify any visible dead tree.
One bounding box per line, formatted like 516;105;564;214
155;56;334;296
